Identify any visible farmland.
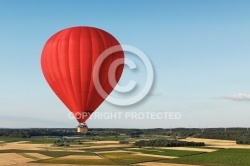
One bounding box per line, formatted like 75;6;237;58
168;149;250;166
1;128;250;165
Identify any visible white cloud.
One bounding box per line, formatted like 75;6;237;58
219;93;250;101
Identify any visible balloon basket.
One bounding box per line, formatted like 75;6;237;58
77;123;88;134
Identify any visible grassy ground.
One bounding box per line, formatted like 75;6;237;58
35;158;118;165
127;147;205;157
85;147;128;152
0;149;92;157
161;149;250;166
0;136;58;144
71;142;120;147
32;150;168;165
101;152;166;165
0;137;29;142
84;136;121;141
5;147;250;166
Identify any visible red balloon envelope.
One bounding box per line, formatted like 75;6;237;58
41;26;124;123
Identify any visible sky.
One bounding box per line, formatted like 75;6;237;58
0;0;250;128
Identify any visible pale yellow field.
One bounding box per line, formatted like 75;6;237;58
14;141;30;144
15;164;84;166
0;141;47;150
84;141;119;144
184;137;250;149
25;153;51;160
81;144;130;149
0;153;34;165
59;155;102;159
134;153;178;159
96;150;128;153
0;141;84;152
96;149;178;159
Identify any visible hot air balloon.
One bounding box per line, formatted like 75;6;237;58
41;26;124;133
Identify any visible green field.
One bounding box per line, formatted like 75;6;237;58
84;147;128;152
0;136;58;144
0;145;248;166
100;152;166;165
33;151;165;165
162;149;250;166
4;147;250;166
0;149;92;157
35;158;118;165
128;147;205;157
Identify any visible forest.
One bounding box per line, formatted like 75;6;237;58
0;128;250;144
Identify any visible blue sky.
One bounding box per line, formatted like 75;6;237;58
0;0;250;128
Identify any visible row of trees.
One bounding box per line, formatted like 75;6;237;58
0;128;77;138
1;128;250;145
193;128;250;144
0;129;30;138
236;138;250;144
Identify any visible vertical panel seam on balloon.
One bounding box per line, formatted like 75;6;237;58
79;28;83;114
89;29;107;110
84;27;92;115
67;28;79;115
56;32;71;112
57;31;74;112
71;28;82;112
99;31;113;104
